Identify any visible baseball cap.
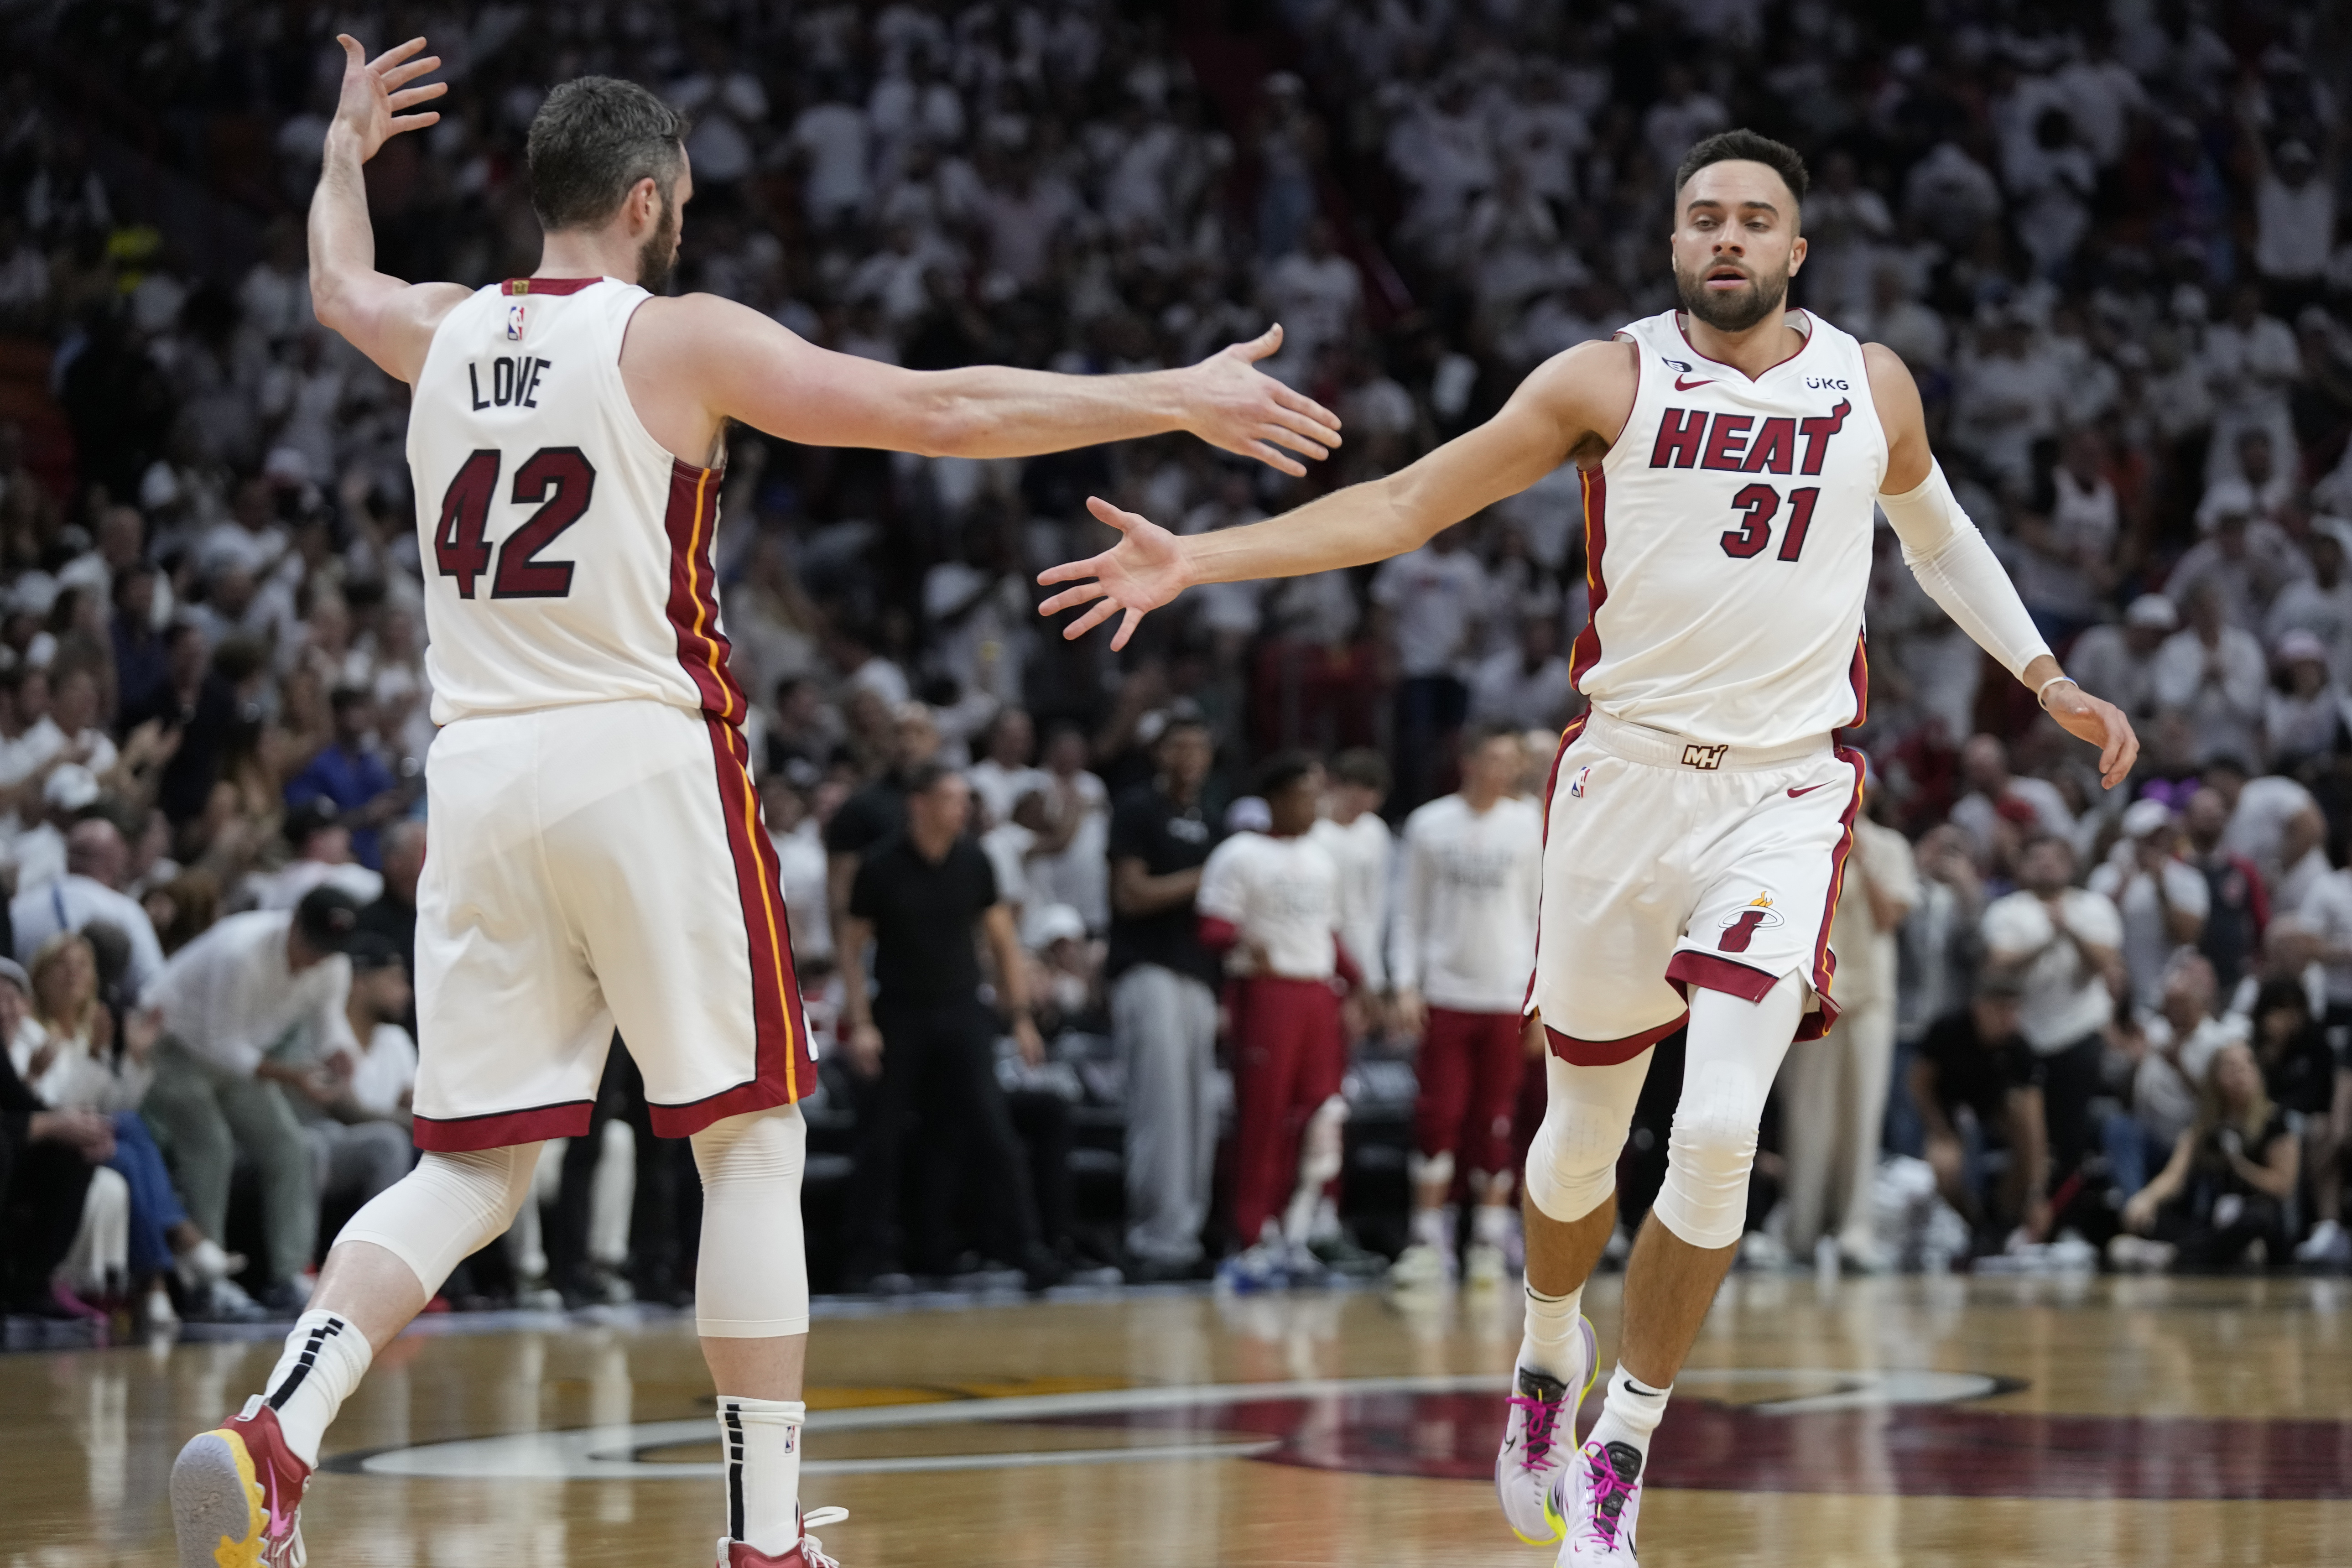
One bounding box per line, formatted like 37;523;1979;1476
285;795;342;846
345;931;406;972
294;885;366;955
2122;797;2175;839
2125;593;2179;631
2275;628;2330;666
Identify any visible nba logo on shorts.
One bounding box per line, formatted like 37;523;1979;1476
1569;766;1590;799
506;302;526;342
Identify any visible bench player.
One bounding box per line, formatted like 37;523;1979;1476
168;36;1341;1568
1038;129;2137;1564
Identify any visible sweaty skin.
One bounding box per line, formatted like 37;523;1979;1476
1037;157;2139;787
307;39;1343;479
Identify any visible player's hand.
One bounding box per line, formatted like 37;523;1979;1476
2043;680;2138;789
1038;496;1190;649
331;35;448;164
1181;324;1343;477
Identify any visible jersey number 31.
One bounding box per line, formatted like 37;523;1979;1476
435;447;596;600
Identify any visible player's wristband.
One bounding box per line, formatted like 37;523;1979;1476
2036;675;2077;711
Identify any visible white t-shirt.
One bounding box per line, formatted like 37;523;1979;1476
967;759;1050;829
2086;849;2212;1016
1371;545;1488;679
1980;888;2123;1053
2300;869;2352;1006
344;1021;418;1119
2223;775;2318;882
772;819;833;963
1310;812;1393;991
1197;831;1343;981
1388;793;1543;1013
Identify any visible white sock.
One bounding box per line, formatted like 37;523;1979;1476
258;1311;372;1468
1472;1204;1514;1247
1586;1362;1670;1474
1518;1282;1584;1382
1410;1206;1451;1250
718;1396;805;1554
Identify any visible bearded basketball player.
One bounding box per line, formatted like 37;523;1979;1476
166;36;1340;1568
1040;128;2139;1565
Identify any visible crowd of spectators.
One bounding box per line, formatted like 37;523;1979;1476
6;0;2352;1332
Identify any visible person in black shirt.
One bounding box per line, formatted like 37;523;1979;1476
840;763;1059;1288
1105;714;1221;1277
1910;975;2050;1246
2116;1041;2300;1270
2247;978;2351;1265
822;700;942;941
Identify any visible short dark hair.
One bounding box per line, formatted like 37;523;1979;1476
1458;723;1523;759
904;761;962;798
1674;129;1810;211
1254;750;1322;800
526;77;689;232
1329;747;1390;795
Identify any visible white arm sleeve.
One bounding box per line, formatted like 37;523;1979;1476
1878;459;2053;681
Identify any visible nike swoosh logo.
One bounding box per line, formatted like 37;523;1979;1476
1675;375;1714;390
1787;783;1830;797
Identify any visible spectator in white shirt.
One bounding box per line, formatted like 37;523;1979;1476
2210;757;2330;915
965;708;1048;830
1372;526;1488;808
1948;734;2074;864
2087;798;2211;1016
762;776;834;971
1981;835;2126;1231
1386;729;1543;1288
291;935;415;1237
242;797;384;913
2152;583;2270;768
136;887;365;1312
789;78;872;227
1470;615;1578;733
1258;219;1363;375
2249;134;2335;319
12;818;167;997
1024;725;1110;933
1309;748;1393;1003
2264;519;2352;686
2067;594;2177;727
2265;630;2351;768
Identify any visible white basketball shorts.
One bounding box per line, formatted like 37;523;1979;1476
1529;710;1863;1064
409;698;817;1151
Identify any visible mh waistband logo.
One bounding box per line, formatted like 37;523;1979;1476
1681;743;1729;770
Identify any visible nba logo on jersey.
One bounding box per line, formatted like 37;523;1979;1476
505;302;526;342
1569;766;1590;799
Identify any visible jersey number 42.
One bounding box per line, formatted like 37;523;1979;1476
435;446;597;600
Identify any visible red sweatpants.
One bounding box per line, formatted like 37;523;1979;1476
1228;975;1346;1245
1414;1007;1529;1183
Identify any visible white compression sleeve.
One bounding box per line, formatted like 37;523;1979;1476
691;1107;810;1339
336;1144;543;1296
1878;460;2052;680
1525;1048;1654;1224
1650;978;1804;1250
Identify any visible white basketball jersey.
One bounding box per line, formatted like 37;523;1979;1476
1571;308;1888;747
406;276;743;728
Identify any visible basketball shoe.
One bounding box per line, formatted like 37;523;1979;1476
170;1400;312;1568
1494;1314;1597;1544
1559;1436;1643;1565
718;1505;849;1567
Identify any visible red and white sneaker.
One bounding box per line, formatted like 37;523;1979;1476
1559;1436;1644;1565
718;1506;849;1568
170;1399;312;1568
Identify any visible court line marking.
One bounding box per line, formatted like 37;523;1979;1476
353;1369;2000;1480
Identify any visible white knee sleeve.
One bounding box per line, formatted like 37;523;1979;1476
1524;1050;1651;1224
1651;977;1802;1250
691;1107;809;1339
337;1142;542;1297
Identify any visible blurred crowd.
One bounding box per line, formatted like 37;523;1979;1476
5;0;2352;1334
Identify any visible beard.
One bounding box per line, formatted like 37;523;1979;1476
635;189;681;294
1674;256;1790;333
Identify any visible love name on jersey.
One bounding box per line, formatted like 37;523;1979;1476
1647;398;1850;475
468;354;554;412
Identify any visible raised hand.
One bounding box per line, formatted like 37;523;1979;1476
332;35;448;164
2044;681;2140;790
1037;495;1189;650
1184;324;1343;477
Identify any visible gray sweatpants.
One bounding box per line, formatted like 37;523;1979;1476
1114;964;1220;1264
141;1041;319;1287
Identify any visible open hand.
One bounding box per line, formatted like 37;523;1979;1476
1184;324;1342;477
1037;495;1188;649
332;35;448;163
2044;681;2139;789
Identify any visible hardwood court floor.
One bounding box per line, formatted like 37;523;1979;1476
5;1273;2350;1568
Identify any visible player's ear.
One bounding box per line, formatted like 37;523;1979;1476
1788;233;1807;276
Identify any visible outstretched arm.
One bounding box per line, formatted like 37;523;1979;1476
309;36;469;382
1866;343;2139;787
1037;337;1636;648
642;295;1343;476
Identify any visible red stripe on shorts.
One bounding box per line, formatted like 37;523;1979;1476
1545;1013;1686;1067
1846;631;1869;728
647;715;816;1137
1792;745;1869;1043
1664;950;1782;1003
662;458;746;724
413;1099;594;1152
1566;468;1608;688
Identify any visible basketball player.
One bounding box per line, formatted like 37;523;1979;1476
1387;726;1545;1290
1038;129;2139;1564
168;36;1341;1568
